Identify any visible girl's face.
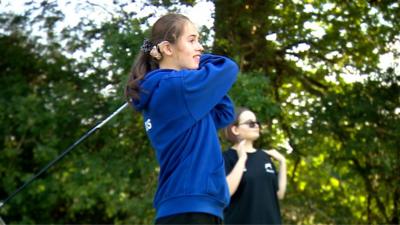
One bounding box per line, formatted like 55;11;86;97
235;110;260;142
170;21;204;70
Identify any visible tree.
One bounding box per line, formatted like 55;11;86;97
1;0;399;224
0;2;157;223
212;0;399;223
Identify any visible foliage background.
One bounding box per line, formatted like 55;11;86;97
0;0;399;224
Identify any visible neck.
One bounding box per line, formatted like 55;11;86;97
233;140;256;152
159;58;180;70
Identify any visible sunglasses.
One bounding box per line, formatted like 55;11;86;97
238;121;261;128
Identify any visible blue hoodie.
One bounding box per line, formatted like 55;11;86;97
132;54;239;220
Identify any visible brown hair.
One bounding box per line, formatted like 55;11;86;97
223;107;251;144
125;13;191;101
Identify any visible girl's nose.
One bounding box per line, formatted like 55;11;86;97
198;42;204;52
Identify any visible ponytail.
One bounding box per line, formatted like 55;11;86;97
125;50;159;101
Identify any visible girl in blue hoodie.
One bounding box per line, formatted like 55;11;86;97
125;14;239;224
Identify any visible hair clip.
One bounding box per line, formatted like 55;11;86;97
149;46;162;60
140;39;154;53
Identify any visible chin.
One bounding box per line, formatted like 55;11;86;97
189;64;199;70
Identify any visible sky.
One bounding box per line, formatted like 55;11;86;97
0;0;216;65
0;0;215;57
0;0;214;29
1;0;398;81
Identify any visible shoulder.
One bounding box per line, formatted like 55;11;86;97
159;69;203;81
145;69;192;79
257;149;267;154
147;70;188;88
256;149;271;159
200;53;232;62
200;53;237;67
223;149;237;170
223;148;237;159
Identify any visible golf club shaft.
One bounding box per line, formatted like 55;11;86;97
0;102;129;208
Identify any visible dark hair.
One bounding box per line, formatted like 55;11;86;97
125;13;191;101
223;107;251;144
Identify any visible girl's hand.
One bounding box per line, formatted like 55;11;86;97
237;139;247;161
264;149;285;162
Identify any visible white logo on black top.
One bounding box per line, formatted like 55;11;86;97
265;163;274;173
145;119;152;131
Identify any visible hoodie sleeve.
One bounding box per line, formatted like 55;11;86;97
211;95;235;129
182;54;238;121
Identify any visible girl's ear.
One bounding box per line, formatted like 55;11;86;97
158;41;173;56
231;125;240;136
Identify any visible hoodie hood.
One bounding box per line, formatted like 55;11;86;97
132;69;175;111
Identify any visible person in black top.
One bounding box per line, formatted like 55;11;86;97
222;107;287;224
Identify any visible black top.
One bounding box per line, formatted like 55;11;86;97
223;149;282;224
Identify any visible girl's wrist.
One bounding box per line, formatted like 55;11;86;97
238;156;247;163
